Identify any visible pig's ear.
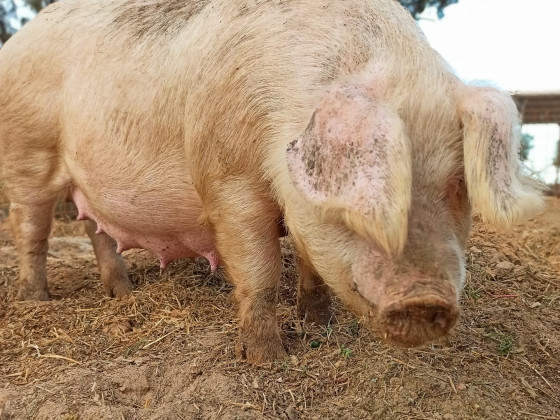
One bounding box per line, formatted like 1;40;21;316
458;86;544;226
286;84;412;254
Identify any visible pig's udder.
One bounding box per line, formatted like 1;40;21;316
72;189;219;271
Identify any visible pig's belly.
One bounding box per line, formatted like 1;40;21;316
72;189;219;270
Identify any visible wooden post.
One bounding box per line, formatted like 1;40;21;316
554;123;560;197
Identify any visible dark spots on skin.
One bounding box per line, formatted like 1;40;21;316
238;4;249;16
305;143;322;178
484;120;515;213
307;159;315;172
237;1;292;18
287;139;298;151
306;111;317;134
113;0;210;40
298;112;324;179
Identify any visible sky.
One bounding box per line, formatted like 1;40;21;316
418;0;560;183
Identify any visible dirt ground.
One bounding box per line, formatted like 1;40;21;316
0;199;559;420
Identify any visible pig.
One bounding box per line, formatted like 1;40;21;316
0;0;542;363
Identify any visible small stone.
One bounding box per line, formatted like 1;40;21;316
251;377;260;389
285;406;299;420
104;319;133;336
443;414;454;420
496;261;515;271
470;247;482;253
456;383;467;391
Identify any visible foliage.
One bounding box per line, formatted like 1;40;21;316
340;345;353;358
0;0;14;44
520;133;534;162
26;0;50;13
0;0;54;45
553;140;560;168
399;0;459;19
487;330;515;356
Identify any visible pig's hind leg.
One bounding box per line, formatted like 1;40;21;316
83;220;132;297
10;201;56;300
296;257;333;326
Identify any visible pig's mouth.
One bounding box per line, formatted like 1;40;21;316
353;276;459;347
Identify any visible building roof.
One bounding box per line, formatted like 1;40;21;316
511;91;560;125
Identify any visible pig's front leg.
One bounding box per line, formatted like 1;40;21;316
10;201;55;300
208;181;286;364
297;257;333;325
83;220;133;298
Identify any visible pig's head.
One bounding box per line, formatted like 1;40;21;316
286;83;542;347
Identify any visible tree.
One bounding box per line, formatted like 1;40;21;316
1;0;459;46
399;0;459;19
519;133;534;162
0;0;16;45
26;0;54;13
0;0;55;45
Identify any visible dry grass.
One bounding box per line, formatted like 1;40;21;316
0;199;559;419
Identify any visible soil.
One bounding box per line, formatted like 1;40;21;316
0;200;559;420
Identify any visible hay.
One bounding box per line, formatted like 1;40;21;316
0;200;559;419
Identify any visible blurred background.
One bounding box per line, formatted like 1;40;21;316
416;0;560;188
1;0;559;187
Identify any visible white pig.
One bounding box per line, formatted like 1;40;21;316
0;0;542;363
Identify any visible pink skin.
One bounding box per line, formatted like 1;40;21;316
72;189;219;270
286;85;399;217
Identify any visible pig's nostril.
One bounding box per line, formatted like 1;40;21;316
431;308;450;329
379;296;459;347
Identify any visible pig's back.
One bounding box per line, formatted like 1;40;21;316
0;0;445;224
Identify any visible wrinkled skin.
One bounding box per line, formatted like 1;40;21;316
0;0;542;363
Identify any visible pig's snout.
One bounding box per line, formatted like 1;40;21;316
353;237;462;347
378;292;458;347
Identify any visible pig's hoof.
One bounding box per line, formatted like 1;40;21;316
16;286;51;301
236;339;287;364
101;264;133;297
103;276;133;298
